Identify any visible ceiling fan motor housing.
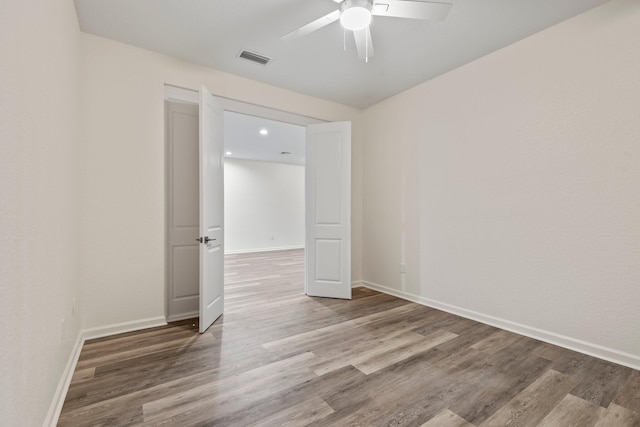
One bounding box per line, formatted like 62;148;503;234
340;0;373;31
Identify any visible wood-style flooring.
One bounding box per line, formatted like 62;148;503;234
59;249;640;426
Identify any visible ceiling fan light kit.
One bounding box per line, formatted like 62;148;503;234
282;0;453;62
340;0;373;31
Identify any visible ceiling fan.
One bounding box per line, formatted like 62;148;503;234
281;0;453;62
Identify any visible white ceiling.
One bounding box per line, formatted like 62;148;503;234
74;0;608;108
224;112;306;166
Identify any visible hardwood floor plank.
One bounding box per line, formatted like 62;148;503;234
353;329;458;375
75;332;210;370
309;328;430;376
141;352;316;423
493;335;547;374
208;366;367;427
70;367;96;384
594;403;640;427
59;249;640;426
420;409;475;427
480;369;579;427
614;370;640;414
262;302;417;353
569;358;633;408
537;394;605;427
246;396;334;427
78;323;197;358
334;350;496;426
452;353;552;425
63;335;224;411
60;366;225;425
470;329;522;354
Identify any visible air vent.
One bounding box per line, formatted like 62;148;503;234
238;50;272;66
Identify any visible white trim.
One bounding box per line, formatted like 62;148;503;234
224;245;305;255
44;332;84;427
164;84;199;104
361;280;640;371
351;280;364;288
82;316;167;341
163;84;324;126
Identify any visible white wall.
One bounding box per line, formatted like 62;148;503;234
224;159;305;253
0;0;83;424
79;33;363;330
362;0;640;368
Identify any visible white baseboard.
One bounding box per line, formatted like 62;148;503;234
44;332;84;427
361;280;640;371
225;245;304;255
82;316;167;340
45;316;168;426
351;280;364;288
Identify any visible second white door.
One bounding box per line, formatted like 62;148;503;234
305;121;352;300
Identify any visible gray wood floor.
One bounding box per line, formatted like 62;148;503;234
59;249;640;426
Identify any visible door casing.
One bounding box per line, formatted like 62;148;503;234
163;85;350;321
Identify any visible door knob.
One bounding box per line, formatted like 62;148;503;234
195;236;217;243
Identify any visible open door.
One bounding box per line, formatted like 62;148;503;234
198;86;224;332
305;122;351;299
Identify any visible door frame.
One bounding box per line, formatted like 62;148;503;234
163;84;329;321
164;85;325;127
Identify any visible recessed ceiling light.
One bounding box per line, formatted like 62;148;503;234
225;151;232;155
259;129;268;136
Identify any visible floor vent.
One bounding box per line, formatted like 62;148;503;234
238;50;272;66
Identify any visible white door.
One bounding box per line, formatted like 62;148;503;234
198;86;224;333
166;101;200;321
305;122;351;299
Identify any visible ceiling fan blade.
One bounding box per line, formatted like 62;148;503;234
353;26;374;61
281;10;341;41
372;1;452;21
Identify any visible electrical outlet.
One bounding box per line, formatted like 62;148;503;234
400;263;406;274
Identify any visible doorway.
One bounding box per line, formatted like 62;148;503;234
164;85;352;325
223;111;306;255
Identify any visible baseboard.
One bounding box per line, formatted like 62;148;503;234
82;316;167;341
225;245;304;255
44;331;84;427
351;280;364;288
361;280;640;371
